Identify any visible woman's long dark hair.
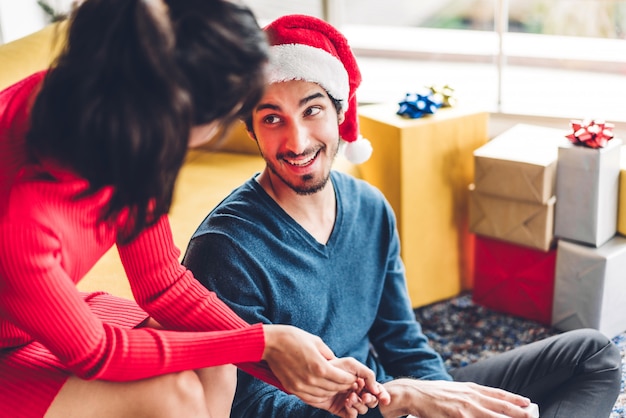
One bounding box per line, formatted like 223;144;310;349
27;0;268;244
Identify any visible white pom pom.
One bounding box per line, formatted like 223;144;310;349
342;136;373;164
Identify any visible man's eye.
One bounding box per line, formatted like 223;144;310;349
263;115;281;124
305;106;322;117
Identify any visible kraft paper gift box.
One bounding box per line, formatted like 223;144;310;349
358;103;489;307
618;147;626;236
473;124;569;204
552;236;626;338
469;185;555;251
554;138;622;247
472;235;556;325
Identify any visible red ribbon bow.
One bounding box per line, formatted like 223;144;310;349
565;119;614;149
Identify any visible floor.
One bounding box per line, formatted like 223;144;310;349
414;293;626;417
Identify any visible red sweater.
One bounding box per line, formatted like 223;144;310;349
0;72;278;385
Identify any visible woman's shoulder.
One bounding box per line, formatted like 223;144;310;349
0;71;46;122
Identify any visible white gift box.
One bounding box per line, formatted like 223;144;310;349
554;138;622;247
552;236;626;338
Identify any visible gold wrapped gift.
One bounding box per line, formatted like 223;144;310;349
469;185;556;251
358;103;488;307
473;124;569;204
618;148;626;236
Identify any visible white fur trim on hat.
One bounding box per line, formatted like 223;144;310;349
342;136;373;164
267;44;350;112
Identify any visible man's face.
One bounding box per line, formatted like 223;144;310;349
251;80;344;195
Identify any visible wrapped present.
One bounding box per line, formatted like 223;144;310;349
617;149;626;236
426;84;457;108
473;235;557;325
469;185;556;251
358;103;489;307
397;91;442;119
552;236;626;337
473;124;569;204
554;137;622;247
565;119;614;149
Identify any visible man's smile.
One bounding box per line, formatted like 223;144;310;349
282;148;321;168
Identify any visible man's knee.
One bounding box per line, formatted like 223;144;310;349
565;329;621;374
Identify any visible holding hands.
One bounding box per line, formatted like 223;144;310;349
262;324;390;417
261;325;537;418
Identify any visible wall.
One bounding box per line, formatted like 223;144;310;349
0;0;73;44
490;113;626;142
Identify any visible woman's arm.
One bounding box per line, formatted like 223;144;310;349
0;221;267;381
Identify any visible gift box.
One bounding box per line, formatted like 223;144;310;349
617;148;626;236
472;235;557;325
552;236;626;337
469;185;556;251
554;138;622;247
358;103;489;307
473;124;569;204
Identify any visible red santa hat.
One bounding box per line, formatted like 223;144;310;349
263;14;373;164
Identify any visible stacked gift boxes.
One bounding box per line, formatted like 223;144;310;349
468;121;626;337
469;124;568;325
551;121;626;338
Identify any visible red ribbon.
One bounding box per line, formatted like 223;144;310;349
565;119;614;149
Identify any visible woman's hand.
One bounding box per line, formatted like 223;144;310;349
262;324;389;414
309;378;383;418
309;359;390;418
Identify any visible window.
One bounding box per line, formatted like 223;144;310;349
246;0;626;124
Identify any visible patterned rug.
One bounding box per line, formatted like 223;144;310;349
413;293;626;417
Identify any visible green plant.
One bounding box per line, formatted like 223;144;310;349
37;0;66;23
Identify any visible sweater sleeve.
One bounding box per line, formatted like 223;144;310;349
0;218;277;383
118;215;283;388
368;202;452;381
0;72;44;215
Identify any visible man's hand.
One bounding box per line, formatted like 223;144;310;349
309;368;389;418
308;386;377;418
262;324;389;416
379;379;536;418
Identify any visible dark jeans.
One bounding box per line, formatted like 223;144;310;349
450;328;622;418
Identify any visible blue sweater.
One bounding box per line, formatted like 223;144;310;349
183;171;451;417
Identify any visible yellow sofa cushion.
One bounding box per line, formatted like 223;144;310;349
78;150;266;299
0;23;66;91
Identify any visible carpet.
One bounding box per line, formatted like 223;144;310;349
413;293;626;417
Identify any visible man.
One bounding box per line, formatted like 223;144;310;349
183;14;621;418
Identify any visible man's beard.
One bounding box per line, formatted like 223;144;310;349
267;165;330;195
263;139;339;195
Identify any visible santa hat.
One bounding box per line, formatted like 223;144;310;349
263;14;373;164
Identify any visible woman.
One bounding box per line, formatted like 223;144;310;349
0;1;385;417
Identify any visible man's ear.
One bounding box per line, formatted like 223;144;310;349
242;119;257;140
246;128;257;141
338;109;346;125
